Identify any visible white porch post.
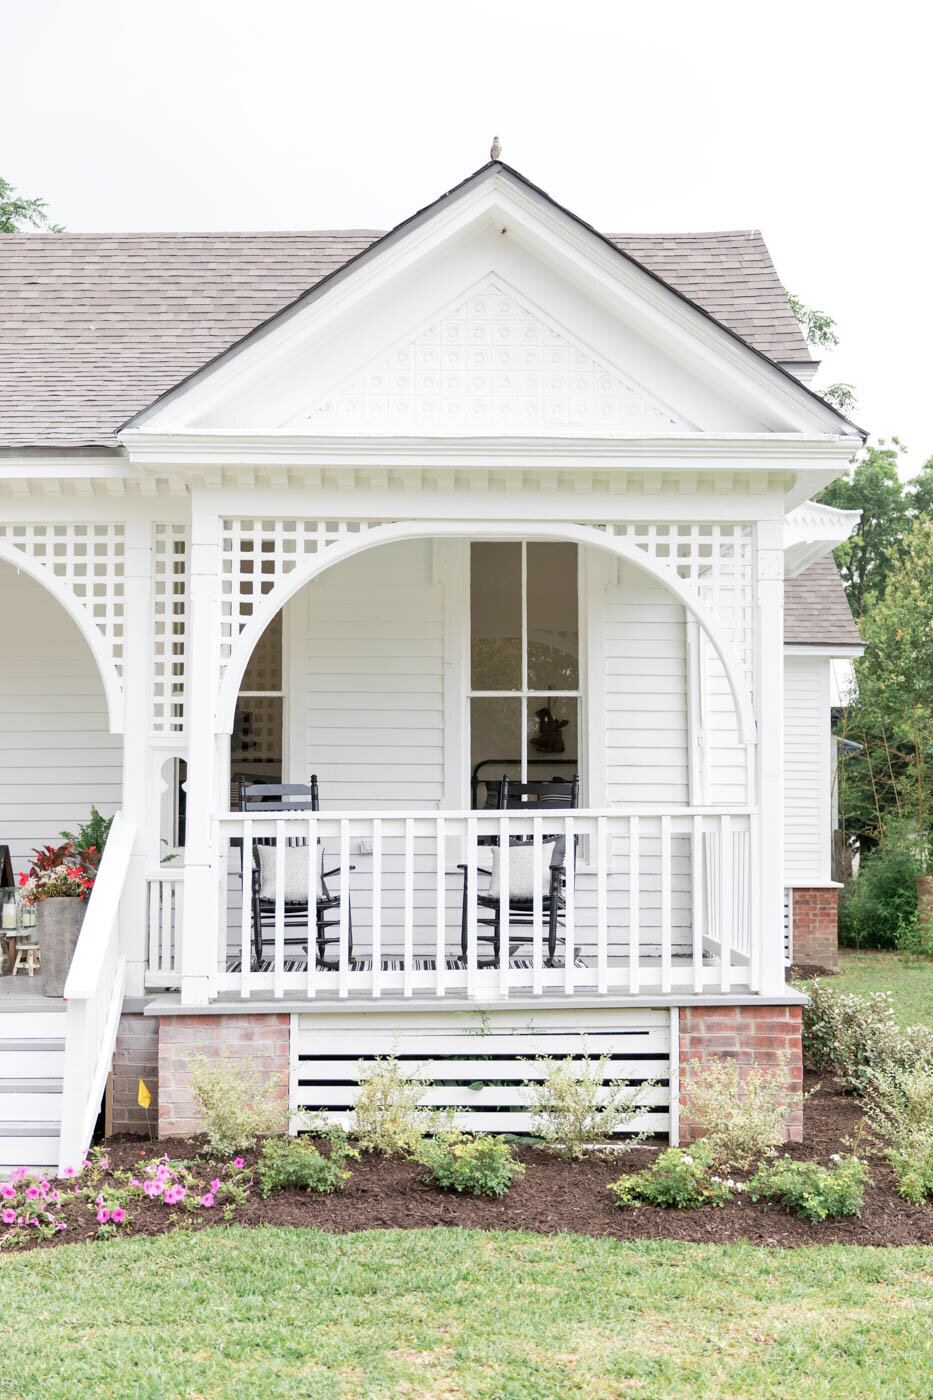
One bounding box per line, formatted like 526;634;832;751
119;517;157;998
180;497;223;1004
755;518;785;994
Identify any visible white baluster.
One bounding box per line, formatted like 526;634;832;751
596;814;608;995
691;814;703;994
273;820;285;999
240;819;253;999
563;816;575;996
372;818;383;999
305;816;317;1000
499;816;511;999
720;814;733;993
661;814;672;996
338;819;351;998
629;815;640;995
435;816;446;998
466;814;478;998
532;816;543;996
403;818;415;998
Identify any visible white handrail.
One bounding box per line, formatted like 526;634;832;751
58;811;135;1175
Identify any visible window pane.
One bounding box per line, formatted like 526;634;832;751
241;610;282;692
471;697;522;807
526;697;579;788
471;542;522;690
526;543;578;690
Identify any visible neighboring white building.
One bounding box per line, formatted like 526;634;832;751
0;160;862;1174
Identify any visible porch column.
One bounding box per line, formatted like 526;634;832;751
755;518;785;994
119;517;157;998
179;496;223;1005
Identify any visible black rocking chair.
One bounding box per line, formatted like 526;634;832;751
237;775;352;969
460;773;579;966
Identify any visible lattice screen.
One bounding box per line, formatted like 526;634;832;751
152;523;188;733
611;523;755;691
219;518;383;672
0;522;126;675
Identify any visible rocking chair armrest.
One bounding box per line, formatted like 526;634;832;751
456;863;493;877
322;865;356;879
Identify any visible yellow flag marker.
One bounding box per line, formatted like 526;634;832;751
137;1078;152;1109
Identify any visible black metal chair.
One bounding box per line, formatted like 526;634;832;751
236;775;351;969
460;774;579;966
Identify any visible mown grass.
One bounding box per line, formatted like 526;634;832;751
827;949;933;1027
2;1227;933;1398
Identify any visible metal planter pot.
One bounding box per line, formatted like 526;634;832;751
36;897;85;998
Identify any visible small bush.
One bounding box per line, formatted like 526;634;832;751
351;1057;431;1155
683;1053;802;1169
609;1142;736;1210
524;1053;655;1160
863;1064;933;1203
256;1131;357;1196
413;1132;524;1197
894;913;933;961
838;843;919;949
802;982;933;1094
188;1052;285;1156
749;1151;871;1222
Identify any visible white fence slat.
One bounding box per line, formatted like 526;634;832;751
435;815;446;998
305;816;318;1000
403;818;415;998
629;815;640;995
466;815;478;998
240;818;253;999
371;818;383;998
499;817;511;999
339;819;351;999
564;815;575;996
661;813;672;995
532;816;543;997
720;813;732;993
691;814;703;995
273;819;285;1000
596;814;608;995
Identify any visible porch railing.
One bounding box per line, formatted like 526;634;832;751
58;811;135;1174
212;808;759;1001
145;865;184;988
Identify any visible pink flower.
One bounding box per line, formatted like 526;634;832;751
111;1207;125;1224
25;1187;40;1201
96;1208;110;1224
129;1179;141;1189
233;1158;244;1170
143;1180;163;1198
63;1166;75;1178
0;1184;15;1200
100;1158;110;1171
1;1208;15;1225
163;1187;180;1205
200;1193;215;1208
11;1167;26;1182
210;1179;221;1193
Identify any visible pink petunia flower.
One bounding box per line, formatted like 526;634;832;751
143;1180;163;1198
129;1178;141;1189
0;1184;15;1200
96;1208;110;1224
200;1193;215;1208
1;1208;15;1225
100;1158;110;1171
63;1165;75;1178
111;1207;125;1224
25;1187;40;1200
233;1158;244;1170
11;1167;26;1182
210;1179;221;1193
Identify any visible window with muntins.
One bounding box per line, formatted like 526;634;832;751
469;542;580;807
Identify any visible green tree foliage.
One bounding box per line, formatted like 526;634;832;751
819;440;913;617
787;293;856;415
0;176;62;233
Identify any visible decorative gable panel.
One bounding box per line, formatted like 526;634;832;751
305;279;684;433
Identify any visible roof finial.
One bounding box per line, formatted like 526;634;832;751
490;135;501;161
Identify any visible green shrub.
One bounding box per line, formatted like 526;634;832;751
187;1052;285;1156
256;1131;357;1196
683;1052;803;1169
838;843;920;949
609;1141;736;1210
413;1132;524;1197
863;1063;933;1202
524;1053;656;1160
894;913;933;961
351;1057;431;1155
749;1151;871;1222
802;981;933;1093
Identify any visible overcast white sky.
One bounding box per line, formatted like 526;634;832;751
3;0;930;465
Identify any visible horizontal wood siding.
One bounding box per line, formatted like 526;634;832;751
784;655;829;883
0;560;122;872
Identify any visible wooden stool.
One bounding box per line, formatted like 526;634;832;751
12;938;40;977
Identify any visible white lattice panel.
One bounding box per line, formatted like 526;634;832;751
611;523;755;689
219;518;382;670
309;278;682;433
0;522;126;675
152;523;187;733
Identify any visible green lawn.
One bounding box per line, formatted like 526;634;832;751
823;950;933;1027
2;1228;933;1399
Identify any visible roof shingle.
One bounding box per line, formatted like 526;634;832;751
0;226;810;450
784;556;862;647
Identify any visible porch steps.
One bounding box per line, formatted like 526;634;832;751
0;1009;66;1177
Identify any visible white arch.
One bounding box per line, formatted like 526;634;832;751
0;542;124;733
217;520;757;744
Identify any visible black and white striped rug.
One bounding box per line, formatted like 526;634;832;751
226;954;589;973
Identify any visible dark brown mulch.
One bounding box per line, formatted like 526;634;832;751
787;962;838;981
12;1072;931;1253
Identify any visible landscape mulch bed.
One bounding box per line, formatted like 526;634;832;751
9;1072;933;1254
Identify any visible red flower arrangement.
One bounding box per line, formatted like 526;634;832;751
18;842;99;904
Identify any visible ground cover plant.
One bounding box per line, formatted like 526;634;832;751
256;1131;357;1196
412;1130;524;1196
749;1149;871;1222
609;1142;738;1210
3;1227;933;1399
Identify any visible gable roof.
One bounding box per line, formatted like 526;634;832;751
784;556;862;648
0;164;827;450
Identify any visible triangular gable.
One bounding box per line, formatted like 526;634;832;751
122;162;865;443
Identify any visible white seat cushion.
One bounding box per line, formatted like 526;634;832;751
485;844;557;901
256;843;323;902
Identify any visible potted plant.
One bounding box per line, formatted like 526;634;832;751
18;842;99;997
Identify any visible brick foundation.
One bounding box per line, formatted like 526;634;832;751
679;1003;803;1144
156;1013;290;1138
111;1013;160;1134
791;886;839;971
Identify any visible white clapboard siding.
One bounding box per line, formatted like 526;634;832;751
0;560;122;870
784;656;830;883
293;1008;672;1137
300;541;445;810
704;648;749;805
604;563;689;806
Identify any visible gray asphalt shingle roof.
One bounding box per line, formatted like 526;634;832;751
784;556;862;647
0;226;810;451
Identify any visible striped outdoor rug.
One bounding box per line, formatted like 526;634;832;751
225;954;589;973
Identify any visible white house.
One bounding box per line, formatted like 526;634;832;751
0;160;863;1175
